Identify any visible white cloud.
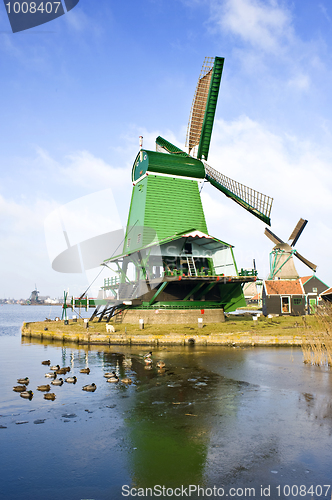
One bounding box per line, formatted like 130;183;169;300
287;73;310;90
203;116;332;282
32;147;129;192
60;150;128;189
64;5;105;38
0;148;131;298
319;3;332;26
0;193;56;232
208;116;332;209
211;0;292;53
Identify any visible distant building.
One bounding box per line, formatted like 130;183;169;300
321;287;332;303
262;279;306;316
299;276;329;313
44;297;60;305
243;281;262;306
262;275;330;316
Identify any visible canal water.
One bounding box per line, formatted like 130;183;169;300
0;305;331;500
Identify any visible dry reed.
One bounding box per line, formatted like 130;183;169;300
302;302;332;367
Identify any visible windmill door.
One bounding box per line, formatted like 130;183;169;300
309;297;317;314
281;296;291;314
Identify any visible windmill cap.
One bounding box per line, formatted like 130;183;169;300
131;150;205;183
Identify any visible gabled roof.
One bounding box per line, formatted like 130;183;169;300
321;287;332;296
300;275;329;288
104;229;231;263
300;276;313;285
264;279;304;295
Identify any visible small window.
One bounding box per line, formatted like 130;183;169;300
293;298;302;305
312;287;318;293
137;233;141;244
127;238;131;248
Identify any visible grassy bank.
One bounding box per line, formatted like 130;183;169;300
21;313;321;346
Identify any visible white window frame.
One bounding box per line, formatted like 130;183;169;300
280;295;291;314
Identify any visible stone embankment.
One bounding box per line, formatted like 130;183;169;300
21;316;311;347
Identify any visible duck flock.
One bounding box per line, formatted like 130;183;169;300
12;352;165;402
12;361;98;401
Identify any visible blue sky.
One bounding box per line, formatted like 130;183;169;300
1;0;332;298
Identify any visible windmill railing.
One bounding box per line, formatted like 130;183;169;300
204;163;273;225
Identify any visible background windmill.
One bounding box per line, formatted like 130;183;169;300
264;218;317;280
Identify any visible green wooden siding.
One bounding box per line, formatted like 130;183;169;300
125;175;208;252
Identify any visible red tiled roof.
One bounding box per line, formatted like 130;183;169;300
300;276;313;285
264;279;304;295
321;287;332;296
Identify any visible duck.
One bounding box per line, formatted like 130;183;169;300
13;385;27;392
56;368;67;375
50;364;60;371
156;361;165;369
143;351;152;359
17;377;29;385
44;393;56;400
41;360;51;365
106;374;119;383
82;383;96;392
121;377;132;385
37;384;51;392
20;390;33;399
51;378;64;386
56;366;71;374
104;371;116;378
80;368;90;374
45;372;57;379
65;376;77;384
144;357;152;366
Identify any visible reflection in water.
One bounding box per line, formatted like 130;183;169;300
125;360;214;488
1;306;332;499
300;391;332;426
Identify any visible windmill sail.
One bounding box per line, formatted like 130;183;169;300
156;136;189;157
205;163;273;225
186;57;224;161
264;228;284;245
288;218;308;247
294;250;317;271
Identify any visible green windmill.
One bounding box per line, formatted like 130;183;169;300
91;57;273;323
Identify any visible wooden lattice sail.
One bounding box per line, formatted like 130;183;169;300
186;57;224;160
205;163;273;225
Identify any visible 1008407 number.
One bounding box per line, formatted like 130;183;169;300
276;485;331;497
5;2;61;14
